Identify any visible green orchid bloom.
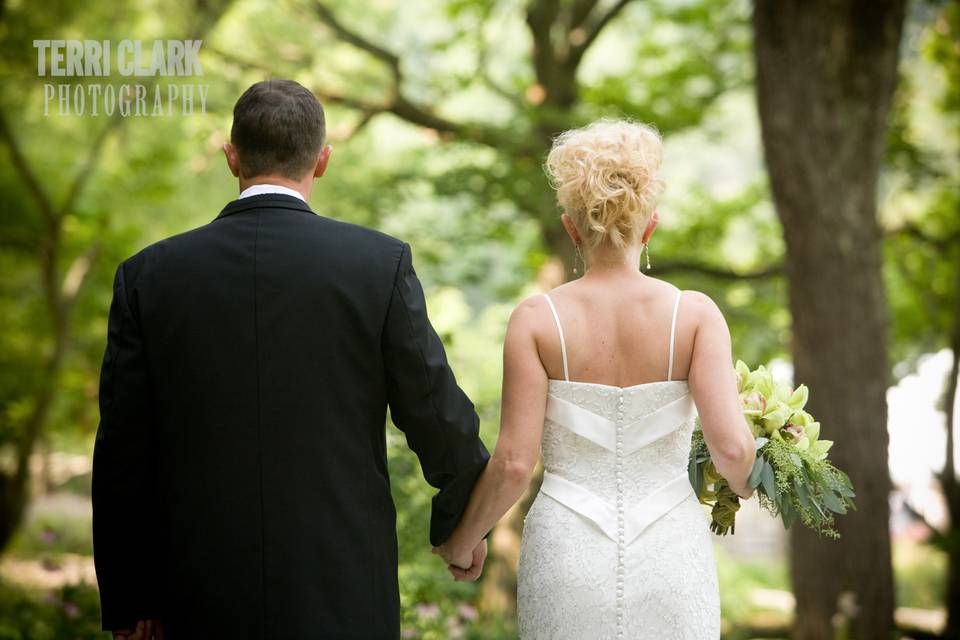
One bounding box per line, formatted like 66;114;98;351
809;439;833;460
786;384;809;411
761;403;793;434
735;359;752;392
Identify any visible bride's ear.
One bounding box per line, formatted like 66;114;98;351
314;145;333;178
641;210;659;244
560;213;582;247
222;143;241;178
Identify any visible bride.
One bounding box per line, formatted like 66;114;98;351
434;119;756;639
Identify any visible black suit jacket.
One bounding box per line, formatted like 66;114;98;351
91;193;490;638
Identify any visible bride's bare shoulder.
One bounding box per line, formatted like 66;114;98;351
508;292;552;330
679;288;730;332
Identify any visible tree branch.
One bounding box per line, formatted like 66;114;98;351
569;0;634;67
58;113;123;218
650;259;783;280
473;10;524;108
313;1;401;80
309;2;521;151
205;44;287;75
886;220;960;252
0;109;56;223
570;0;601;30
62;237;103;309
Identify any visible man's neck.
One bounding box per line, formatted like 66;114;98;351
239;175;311;201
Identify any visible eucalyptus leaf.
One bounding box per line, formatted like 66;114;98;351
760;460;776;498
748;456;765;488
688;458;703;496
821;489;846;514
780;497;795;529
794;477;812;511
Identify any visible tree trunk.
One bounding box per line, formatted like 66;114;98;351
753;1;906;638
941;243;960;639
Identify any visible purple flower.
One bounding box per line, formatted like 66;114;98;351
64;601;80;618
457;603;478;621
415;602;441;620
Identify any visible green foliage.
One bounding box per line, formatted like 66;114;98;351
7;505;93;558
0;579;104;640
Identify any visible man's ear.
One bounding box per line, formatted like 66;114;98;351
313;145;333;178
223;143;241;178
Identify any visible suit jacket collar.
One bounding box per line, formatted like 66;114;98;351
214;193;315;221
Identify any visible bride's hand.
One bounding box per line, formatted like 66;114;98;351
431;539;472;570
446;539;487;582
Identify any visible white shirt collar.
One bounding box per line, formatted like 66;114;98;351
238;183;307;203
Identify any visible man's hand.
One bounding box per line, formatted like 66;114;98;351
113;619;164;640
434;538;487;582
432;536;472;570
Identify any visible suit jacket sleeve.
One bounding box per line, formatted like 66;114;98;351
382;242;491;547
91;260;161;631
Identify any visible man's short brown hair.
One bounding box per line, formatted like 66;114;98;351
230;79;326;180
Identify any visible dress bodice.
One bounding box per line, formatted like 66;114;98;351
540;378;697;546
543;379;696;501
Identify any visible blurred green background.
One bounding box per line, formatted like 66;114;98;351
0;0;957;638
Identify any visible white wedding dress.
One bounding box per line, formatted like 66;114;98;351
517;290;721;639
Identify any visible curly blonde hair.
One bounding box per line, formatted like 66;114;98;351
544;118;666;252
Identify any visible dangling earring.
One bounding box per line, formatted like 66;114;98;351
643;242;652;271
573;243;585;276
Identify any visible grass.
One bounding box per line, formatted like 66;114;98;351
0;484;948;639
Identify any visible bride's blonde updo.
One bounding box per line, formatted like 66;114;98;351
545;118;666;252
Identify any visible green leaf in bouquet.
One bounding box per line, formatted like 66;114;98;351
821;489;847;514
760;460;777;499
748;456;765;488
833;468;855;496
754;436;769;450
790;452;803;467
796;474;827;520
810;495;827;519
836;482;855;499
780;494;795;529
689;457;703;497
794;476;812;511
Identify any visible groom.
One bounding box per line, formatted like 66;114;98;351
91;79;491;639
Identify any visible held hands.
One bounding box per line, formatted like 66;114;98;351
432;538;487;582
113;619;164;640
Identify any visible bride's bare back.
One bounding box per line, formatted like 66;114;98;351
533;274;693;387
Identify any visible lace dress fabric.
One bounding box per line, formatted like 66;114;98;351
517;292;720;639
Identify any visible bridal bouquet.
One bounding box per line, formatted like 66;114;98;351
687;360;856;537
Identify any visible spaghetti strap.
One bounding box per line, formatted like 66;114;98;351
667;290;682;381
543;293;570;382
